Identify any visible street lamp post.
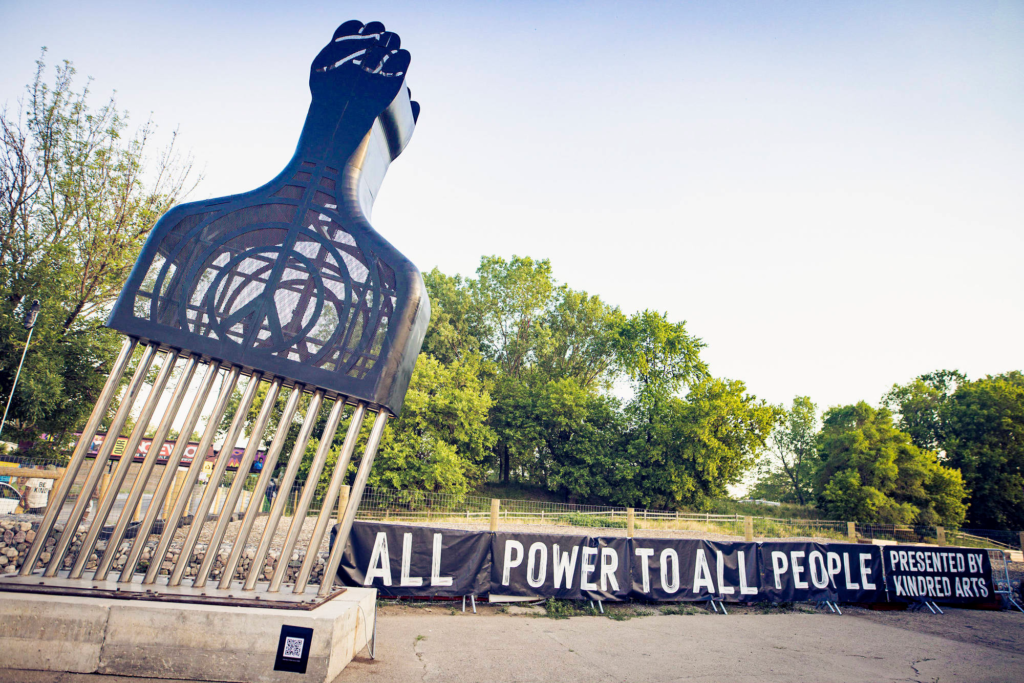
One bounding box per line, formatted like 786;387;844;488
0;299;41;443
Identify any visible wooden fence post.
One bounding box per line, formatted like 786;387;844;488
1019;531;1024;552
936;526;946;546
847;521;857;541
744;516;753;542
490;498;500;532
337;484;350;522
98;470;112;504
165;468;187;520
626;508;635;538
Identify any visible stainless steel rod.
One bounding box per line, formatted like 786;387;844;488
192;376;282;588
166;368;255;586
217;385;304;590
318;409;388;597
71;350;180;578
293;402;365;593
44;343;159;577
123;361;225;583
270;397;345;592
244;389;325;590
139;363;235;584
20;337;137;575
93;354;199;580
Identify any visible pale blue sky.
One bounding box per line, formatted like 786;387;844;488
1;0;1022;415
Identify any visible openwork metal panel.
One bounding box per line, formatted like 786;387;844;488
107;19;428;415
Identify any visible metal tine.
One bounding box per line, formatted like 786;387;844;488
319;409;389;597
244;389;325;590
271;397;345;592
168;369;259;587
123;361;227;583
72;350;181;579
21;338;137;576
44;343;159;577
293;402;365;594
94;354;200;580
192;376;282;588
218;385;304;590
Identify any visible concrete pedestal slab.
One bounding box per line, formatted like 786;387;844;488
0;588;376;683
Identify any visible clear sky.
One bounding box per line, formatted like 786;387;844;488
1;0;1022;416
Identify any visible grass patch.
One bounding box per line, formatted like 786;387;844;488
557;512;627;529
705;500;825;520
545;599;599;619
606;606;657;621
659;604;706;616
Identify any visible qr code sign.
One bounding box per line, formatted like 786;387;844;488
283;636;305;660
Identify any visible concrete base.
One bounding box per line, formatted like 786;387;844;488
0;588;376;683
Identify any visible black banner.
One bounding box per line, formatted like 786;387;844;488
760;542;836;602
630;540;761;603
338;522;996;607
827;544;887;604
492;532;595;601
883;546;993;604
337;521;491;597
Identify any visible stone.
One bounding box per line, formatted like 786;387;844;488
13;531;26;544
3;565;15;574
19;522;31;532
25;530;36;543
40;551;51;564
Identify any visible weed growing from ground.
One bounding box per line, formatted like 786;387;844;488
659;605;706;616
545;599;599;619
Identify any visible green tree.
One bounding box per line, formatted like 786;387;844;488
756;396;819;504
613;309;707;411
421;268;482;366
815;402;967;527
0;53;197;454
882;370;965;451
536;287;624;392
304;354;496;502
472;255;554;379
536;378;625;503
618;377;778;510
941;372;1024;529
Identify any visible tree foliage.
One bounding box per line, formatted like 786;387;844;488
814;402;967;527
0;53;197;453
940;372;1024;529
755;396;818;505
885;370;1024;529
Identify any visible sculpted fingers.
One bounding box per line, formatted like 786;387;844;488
332;20;364;41
314;22;406;77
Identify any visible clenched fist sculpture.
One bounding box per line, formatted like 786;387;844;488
107;20;429;414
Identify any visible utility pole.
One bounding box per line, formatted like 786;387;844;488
0;300;41;443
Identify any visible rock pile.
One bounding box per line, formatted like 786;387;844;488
0;518;330;585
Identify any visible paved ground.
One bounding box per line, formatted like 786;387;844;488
2;604;1022;683
336;603;1024;683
